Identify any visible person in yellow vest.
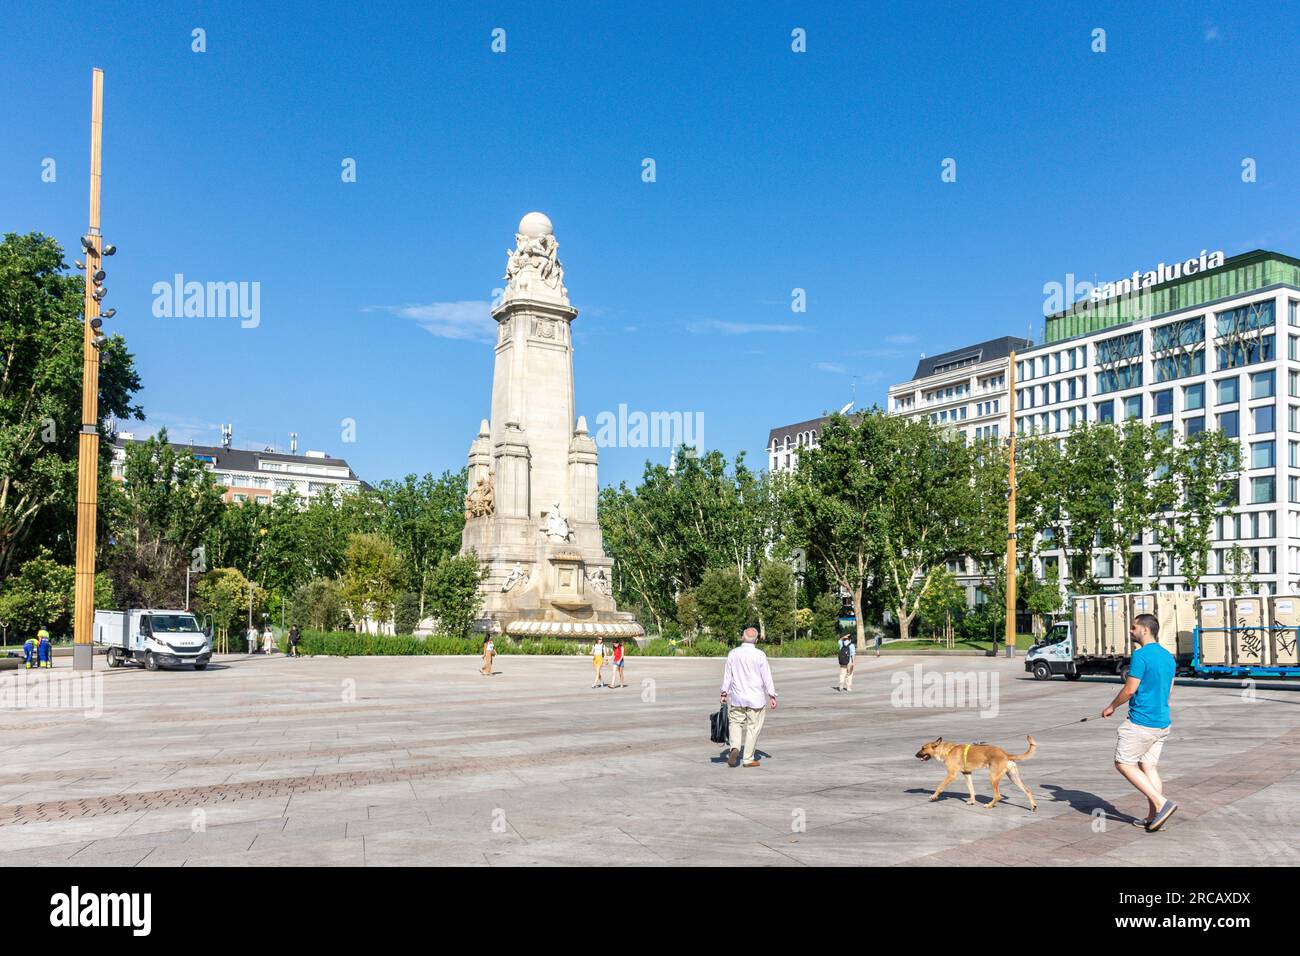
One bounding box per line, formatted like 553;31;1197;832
37;629;53;668
22;634;37;669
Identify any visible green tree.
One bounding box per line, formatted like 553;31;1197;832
393;591;422;635
0;548;113;638
289;577;345;632
695;567;750;641
917;568;965;638
0;232;142;577
425;552;486;638
339;533;405;633
599;449;778;632
785;411;981;645
1224;543;1254;597
811;591;841;641
1023;563;1064;638
375;471;466;617
193;566;264;648
676;589;702;640
793;606;814;638
754;560;795;642
104;429;225;608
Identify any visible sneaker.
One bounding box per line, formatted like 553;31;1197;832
1131;817;1153;828
727;748;740;767
1147;800;1179;832
742;760;761;768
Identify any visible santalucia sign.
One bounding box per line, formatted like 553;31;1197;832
1089;249;1225;304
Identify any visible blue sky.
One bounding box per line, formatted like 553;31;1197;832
3;1;1297;487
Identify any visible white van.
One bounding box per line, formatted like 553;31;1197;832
94;609;211;671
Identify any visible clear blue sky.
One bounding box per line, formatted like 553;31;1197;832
3;1;1297;487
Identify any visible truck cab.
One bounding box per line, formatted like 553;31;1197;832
94;609;211;671
1025;620;1083;681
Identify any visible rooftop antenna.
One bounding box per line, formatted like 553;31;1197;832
220;423;232;450
290;432;298;455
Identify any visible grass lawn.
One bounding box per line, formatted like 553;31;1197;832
885;633;1036;651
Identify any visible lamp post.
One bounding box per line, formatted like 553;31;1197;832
1004;351;1018;659
72;68;110;672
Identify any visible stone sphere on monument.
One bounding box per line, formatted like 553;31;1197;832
518;211;554;237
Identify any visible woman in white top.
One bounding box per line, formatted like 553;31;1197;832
591;637;606;688
262;629;276;654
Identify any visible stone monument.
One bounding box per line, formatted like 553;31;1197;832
459;212;644;640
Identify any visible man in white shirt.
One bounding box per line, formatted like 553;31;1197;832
719;625;778;768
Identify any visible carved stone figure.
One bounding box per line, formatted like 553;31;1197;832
464;475;495;518
503;212;566;296
501;562;529;593
586;567;611;596
542;502;571;542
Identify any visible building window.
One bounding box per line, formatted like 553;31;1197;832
1216;300;1275;337
1154;349;1205;382
1252;370;1276;400
1124;395;1142;420
1153;389;1173;417
1216;334;1275;370
1184;382;1205;410
1250;476;1276;504
1254;405;1275;434
1251;441;1275;469
1185;416;1205;437
1216;377;1239;405
1218;411;1239;438
1096;400;1115;423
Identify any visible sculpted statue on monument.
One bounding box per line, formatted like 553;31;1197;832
500;562;529;593
586;567;612;596
503;212;566;296
464;475;494;519
542;502;572;543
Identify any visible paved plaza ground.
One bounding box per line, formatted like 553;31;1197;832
0;652;1296;866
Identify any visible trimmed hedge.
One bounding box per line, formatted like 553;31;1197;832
295;630;839;658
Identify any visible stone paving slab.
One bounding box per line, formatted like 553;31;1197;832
0;653;1296;866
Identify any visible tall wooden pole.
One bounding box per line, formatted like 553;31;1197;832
1004;351;1018;658
72;68;105;671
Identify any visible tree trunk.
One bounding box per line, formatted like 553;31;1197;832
853;587;865;650
897;607;914;643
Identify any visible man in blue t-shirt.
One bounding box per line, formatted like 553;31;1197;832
1102;612;1178;831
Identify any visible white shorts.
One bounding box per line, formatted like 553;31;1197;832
1114;719;1170;766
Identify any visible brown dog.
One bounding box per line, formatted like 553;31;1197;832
915;736;1037;811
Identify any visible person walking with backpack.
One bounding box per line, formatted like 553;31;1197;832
719;625;778;768
837;634;856;691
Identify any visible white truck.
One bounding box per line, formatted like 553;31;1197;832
1026;590;1300;681
93;609;212;671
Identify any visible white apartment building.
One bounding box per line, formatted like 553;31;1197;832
111;434;363;505
886;337;1030;606
1015;249;1300;598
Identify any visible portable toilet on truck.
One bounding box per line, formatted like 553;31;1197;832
1129;591;1197;662
1072;597;1100;657
1230;596;1269;667
1268;595;1300;667
1197;598;1231;666
1099;596;1129;656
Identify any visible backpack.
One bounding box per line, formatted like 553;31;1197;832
838;642;852;666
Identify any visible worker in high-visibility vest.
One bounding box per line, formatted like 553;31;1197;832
37;629;52;668
22;635;37;669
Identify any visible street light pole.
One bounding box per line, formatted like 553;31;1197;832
72;68;105;672
1004;351;1018;659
